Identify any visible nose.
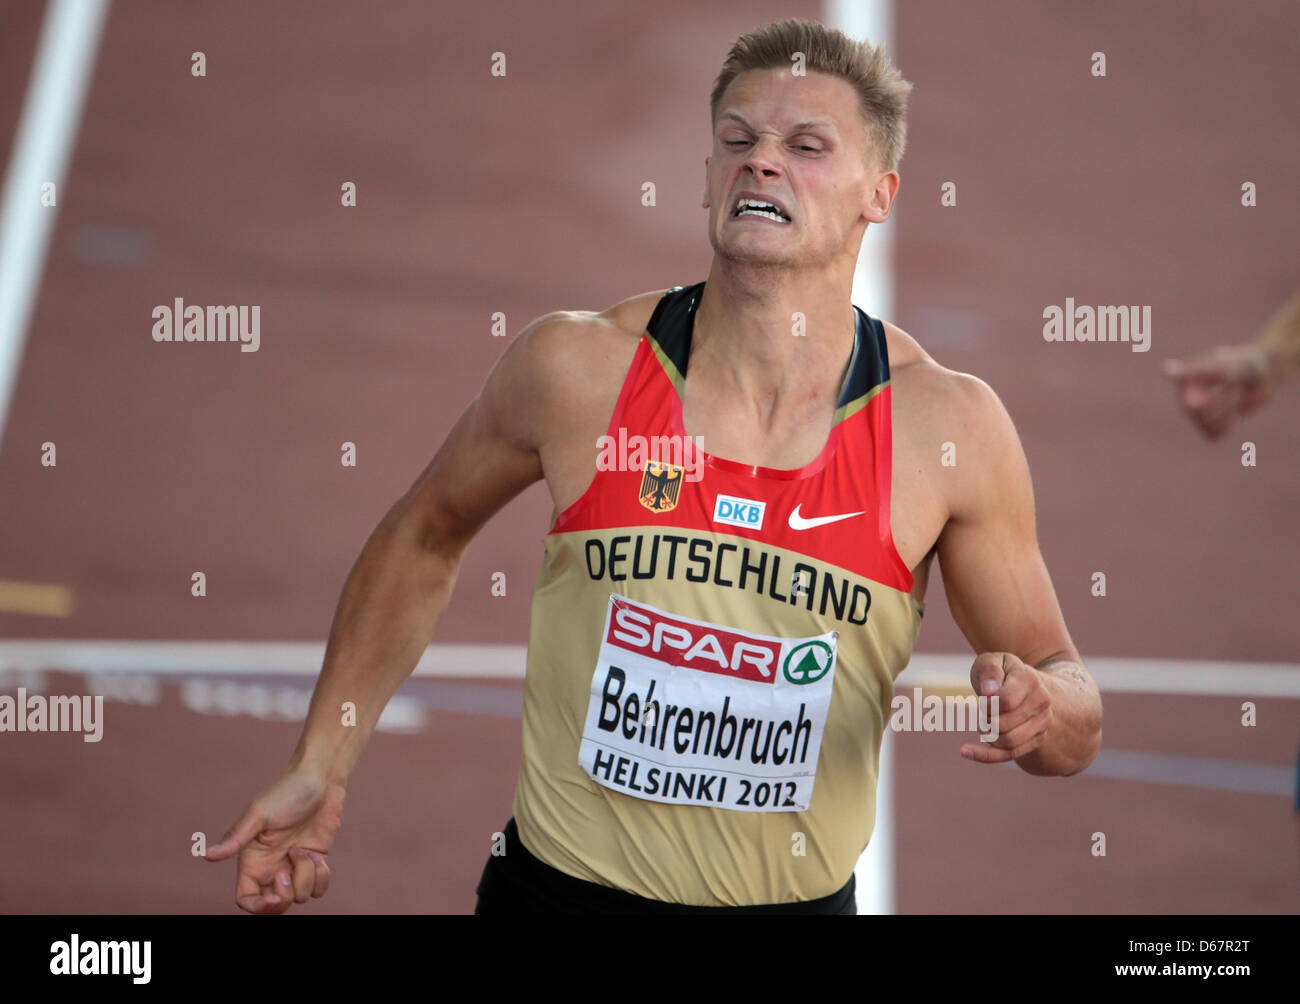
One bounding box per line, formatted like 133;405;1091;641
741;134;784;178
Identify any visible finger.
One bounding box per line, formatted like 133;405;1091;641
258;886;294;916
969;653;1008;698
984;708;1050;751
962;726;1047;763
1188;405;1223;439
961;741;1014;764
237;890;286;915
1180;380;1224;412
290;848;315;904
205;810;265;862
1201;382;1244;412
308;851;331;898
236;867;285;915
1174;355;1230;381
1181;393;1229;438
1161;358;1185;379
1203;415;1233;439
982;672;1049;732
1195;398;1237;438
249;869;295;916
274;863;294;902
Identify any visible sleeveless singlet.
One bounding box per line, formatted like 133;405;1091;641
511;282;923;906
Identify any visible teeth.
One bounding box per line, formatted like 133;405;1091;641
736;198;789;221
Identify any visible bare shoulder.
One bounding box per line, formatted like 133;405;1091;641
601;287;676;337
480;289;674;449
881;317;1029;530
502;288;671;389
882;319;1015;436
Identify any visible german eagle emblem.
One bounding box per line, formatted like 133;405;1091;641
638;462;684;513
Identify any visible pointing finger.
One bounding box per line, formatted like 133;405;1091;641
205;810;265;862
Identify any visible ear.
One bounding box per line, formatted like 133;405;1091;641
863;169;900;224
702;156;711;208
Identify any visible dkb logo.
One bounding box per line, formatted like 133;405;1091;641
713;493;766;529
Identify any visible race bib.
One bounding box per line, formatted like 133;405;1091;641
578;594;838;812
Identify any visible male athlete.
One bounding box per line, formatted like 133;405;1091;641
206;18;1103;915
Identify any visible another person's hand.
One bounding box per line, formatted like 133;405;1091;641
1162;344;1276;439
205;768;345;914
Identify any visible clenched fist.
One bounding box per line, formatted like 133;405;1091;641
960;652;1054;765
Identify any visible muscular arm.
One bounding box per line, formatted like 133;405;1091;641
205;308;637;913
934;375;1102;777
287;312;578;786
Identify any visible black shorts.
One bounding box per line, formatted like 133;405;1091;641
474;817;857;915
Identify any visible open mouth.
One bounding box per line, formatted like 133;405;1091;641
732;197;791;224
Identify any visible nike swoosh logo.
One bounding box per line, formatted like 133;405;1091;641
787;504;866;530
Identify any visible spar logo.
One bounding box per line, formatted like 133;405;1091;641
606;598;780;683
783;641;833;685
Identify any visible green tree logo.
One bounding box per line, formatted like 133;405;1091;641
782;641;833;685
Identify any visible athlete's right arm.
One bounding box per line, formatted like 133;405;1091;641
203;310;585;914
287;312;583;783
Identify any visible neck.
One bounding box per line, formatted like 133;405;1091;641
690;262;859;406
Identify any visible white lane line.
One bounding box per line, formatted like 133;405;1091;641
0;0;111;450
0;640;527;678
0;642;1296;694
898;654;1300;698
2;666;1291;794
1086;749;1295;797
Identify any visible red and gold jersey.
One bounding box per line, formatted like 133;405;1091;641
512;282;923;906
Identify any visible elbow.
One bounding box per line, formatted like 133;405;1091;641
1019;718;1103;778
390;492;473;565
1058;715;1103;777
412;516;470;577
1063;730;1102;777
1059;684;1104;777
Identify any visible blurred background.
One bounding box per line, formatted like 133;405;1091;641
0;0;1296;913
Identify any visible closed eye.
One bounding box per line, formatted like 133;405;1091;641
725;140;822;153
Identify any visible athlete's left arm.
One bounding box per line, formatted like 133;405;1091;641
932;374;1102;777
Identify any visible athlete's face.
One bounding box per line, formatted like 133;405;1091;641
703;68;897;269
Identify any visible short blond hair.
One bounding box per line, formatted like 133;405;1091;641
709;17;913;172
